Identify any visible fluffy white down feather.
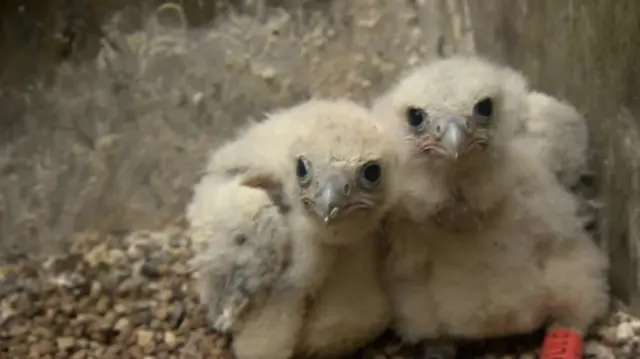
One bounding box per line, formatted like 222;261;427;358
189;99;399;359
372;56;609;357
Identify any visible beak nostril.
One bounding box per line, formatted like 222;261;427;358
435;125;442;135
343;183;351;195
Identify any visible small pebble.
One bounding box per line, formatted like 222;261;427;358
598;326;618;346
114;317;130;332
164;331;178;348
585;341;615;359
57;337;76;351
170;302;187;329
139;261;161;279
616;322;635;344
136;329;155;348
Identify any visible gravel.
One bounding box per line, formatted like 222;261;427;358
0;225;637;359
0;227;227;359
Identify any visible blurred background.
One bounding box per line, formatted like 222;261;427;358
0;1;638;358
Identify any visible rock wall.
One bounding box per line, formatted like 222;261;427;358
452;0;640;314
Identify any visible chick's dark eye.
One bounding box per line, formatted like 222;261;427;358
474;97;493;117
360;162;382;187
406;107;428;130
296;157;308;178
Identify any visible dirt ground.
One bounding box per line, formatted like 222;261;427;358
0;1;638;358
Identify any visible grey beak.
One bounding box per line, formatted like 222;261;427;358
439;116;469;160
315;173;349;225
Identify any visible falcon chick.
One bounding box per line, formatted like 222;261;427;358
289;104;398;358
190;99;397;359
372;56;609;359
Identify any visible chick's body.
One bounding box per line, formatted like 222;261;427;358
190;177;330;359
373;56;609;355
386;146;606;341
190;99;396;359
285;103;397;357
299;230;388;357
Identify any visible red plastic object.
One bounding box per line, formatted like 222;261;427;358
540;328;584;359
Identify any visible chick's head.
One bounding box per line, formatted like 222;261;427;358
375;56;530;172
289;100;398;244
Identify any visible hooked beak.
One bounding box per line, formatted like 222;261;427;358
315;173;349;225
437;116;469;160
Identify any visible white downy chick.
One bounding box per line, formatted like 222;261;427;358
190;99;397;359
288;104;399;358
372;55;609;359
